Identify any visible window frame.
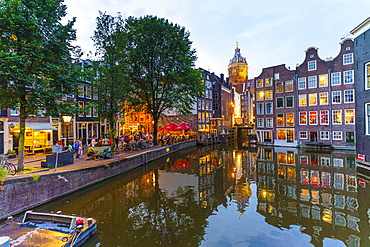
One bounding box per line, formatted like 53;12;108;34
298;77;306;90
286;113;294;127
276;82;283;93
257;118;264;128
277;113;284;127
319;92;328;105
299;94;307;107
343;53;353;65
309;111;318;125
345;109;355;124
333;131;342;140
308;60;316;71
265;102;273;115
343;70;354;84
265;78;272;87
276;97;284;108
300;131;308;139
320;131;330;140
285;80;293;92
365;62;370;90
308;76;317;88
265;90;273;100
299;111;307;125
332;110;342;125
256;79;263;88
331;72;341;86
309;93;317;106
320;110;329;125
286;96;294;108
257;91;264;101
257;103;264;115
266;118;273;128
319;74;328;87
366;103;370;135
332;91;341;104
344;89;354;103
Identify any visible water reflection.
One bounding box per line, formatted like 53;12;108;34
35;142;370;246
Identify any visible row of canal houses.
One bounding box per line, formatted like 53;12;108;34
254;16;370;164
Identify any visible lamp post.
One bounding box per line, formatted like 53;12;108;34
62;116;72;148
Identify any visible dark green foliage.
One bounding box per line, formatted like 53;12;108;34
0;0;81;170
122;16;204;145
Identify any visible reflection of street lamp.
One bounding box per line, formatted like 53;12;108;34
62;116;72;147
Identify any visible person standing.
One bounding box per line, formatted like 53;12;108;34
74;139;80;159
91;136;96;147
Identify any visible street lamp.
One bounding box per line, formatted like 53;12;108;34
62;115;72;148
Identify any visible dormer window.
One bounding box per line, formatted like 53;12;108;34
343;53;353;65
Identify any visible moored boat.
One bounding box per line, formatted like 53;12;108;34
0;211;97;247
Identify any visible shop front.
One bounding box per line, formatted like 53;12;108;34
11;122;57;154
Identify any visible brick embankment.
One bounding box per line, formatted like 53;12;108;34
0;141;196;220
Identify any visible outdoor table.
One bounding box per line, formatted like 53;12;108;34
86;146;113;160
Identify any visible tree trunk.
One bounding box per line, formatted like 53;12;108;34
17;104;26;171
153;118;158;145
109;119;116;154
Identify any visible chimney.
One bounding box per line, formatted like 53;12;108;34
221;73;224;83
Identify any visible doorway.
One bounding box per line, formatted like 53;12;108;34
310;131;317;142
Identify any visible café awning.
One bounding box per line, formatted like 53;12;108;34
25;122;57;131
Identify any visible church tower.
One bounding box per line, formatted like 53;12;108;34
228;43;248;85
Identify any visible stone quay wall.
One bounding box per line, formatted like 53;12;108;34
0;141;196;220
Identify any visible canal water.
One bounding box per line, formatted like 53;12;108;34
35;140;370;247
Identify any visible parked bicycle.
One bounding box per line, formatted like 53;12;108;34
0;156;16;176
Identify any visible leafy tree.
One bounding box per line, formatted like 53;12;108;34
91;12;127;150
122;16;204;145
0;0;80;171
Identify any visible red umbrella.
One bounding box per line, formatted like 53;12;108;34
175;123;194;130
162;123;178;131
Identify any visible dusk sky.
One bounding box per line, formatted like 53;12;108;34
63;0;370;78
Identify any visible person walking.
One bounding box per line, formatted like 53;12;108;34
74;139;80;159
79;138;83;156
91;136;96;147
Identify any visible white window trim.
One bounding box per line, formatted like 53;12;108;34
319;92;329;105
333;131;342;140
277;114;285;127
308;60;316;71
256;79;263;88
299;111;307;125
257;118;264;128
365;62;370;90
265;102;273;115
366;103;370;135
345;109;355;125
332;91;341;104
343;70;354;84
86;103;92;117
300;131;308;139
321;157;331;165
78;101;84;117
286;96;294;108
319;74;328;88
309;93;317;106
276;82;283;93
298;77;306;90
320;131;330;140
286;113;294;127
265;78;272;87
309;111;318;125
332;110;342;125
344;89;355;103
343;53;353;65
320;111;329;125
257;103;264;115
265;90;273;100
308;76;317;89
285;80;294;92
299;94;307;107
331;72;341;86
257;91;264;101
266;118;273;128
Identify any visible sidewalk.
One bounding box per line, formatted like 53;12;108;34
5;145;163;178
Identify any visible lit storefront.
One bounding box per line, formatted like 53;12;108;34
11;122;57;154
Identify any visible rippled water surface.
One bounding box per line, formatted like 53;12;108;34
36;141;370;246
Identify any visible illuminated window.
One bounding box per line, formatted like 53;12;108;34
299;94;306;107
344;89;354;103
85;86;91;99
276;82;283;93
366;103;370;134
319;74;328;87
78;85;84;97
288;167;295;180
86;102;91;117
265;78;272;87
277;113;284;127
299;112;307;125
366;62;370;90
308;60;316;71
332;110;342;124
286;113;294;127
266;103;273;114
278;152;287;163
286;96;294;108
309;93;317;106
331;72;341;86
332;91;341;104
298;77;306;90
78;101;84;117
276;98;284;108
345;109;354;124
320;131;329;140
278;130;286;140
320;111;329;125
198;100;201;109
300;131;307;139
285;80;293;92
257;103;264;115
256;79;263;88
309;111;317;125
266;118;273;127
311;171;320;187
198;112;201;121
257;118;264;127
319;92;328;105
344;70;354;84
265;90;272;100
333;131;342;140
257;91;264;101
308;76;317;88
287;129;294;143
343;53;353;65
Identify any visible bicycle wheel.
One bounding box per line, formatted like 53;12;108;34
1;164;9;175
8;163;16;175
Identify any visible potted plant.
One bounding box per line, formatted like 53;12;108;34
7;149;16;159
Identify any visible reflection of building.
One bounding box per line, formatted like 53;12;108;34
256;146;366;246
351;17;370;163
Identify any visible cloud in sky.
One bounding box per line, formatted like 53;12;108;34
63;0;370;78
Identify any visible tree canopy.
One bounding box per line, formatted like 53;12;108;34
0;0;81;170
122;15;204;144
